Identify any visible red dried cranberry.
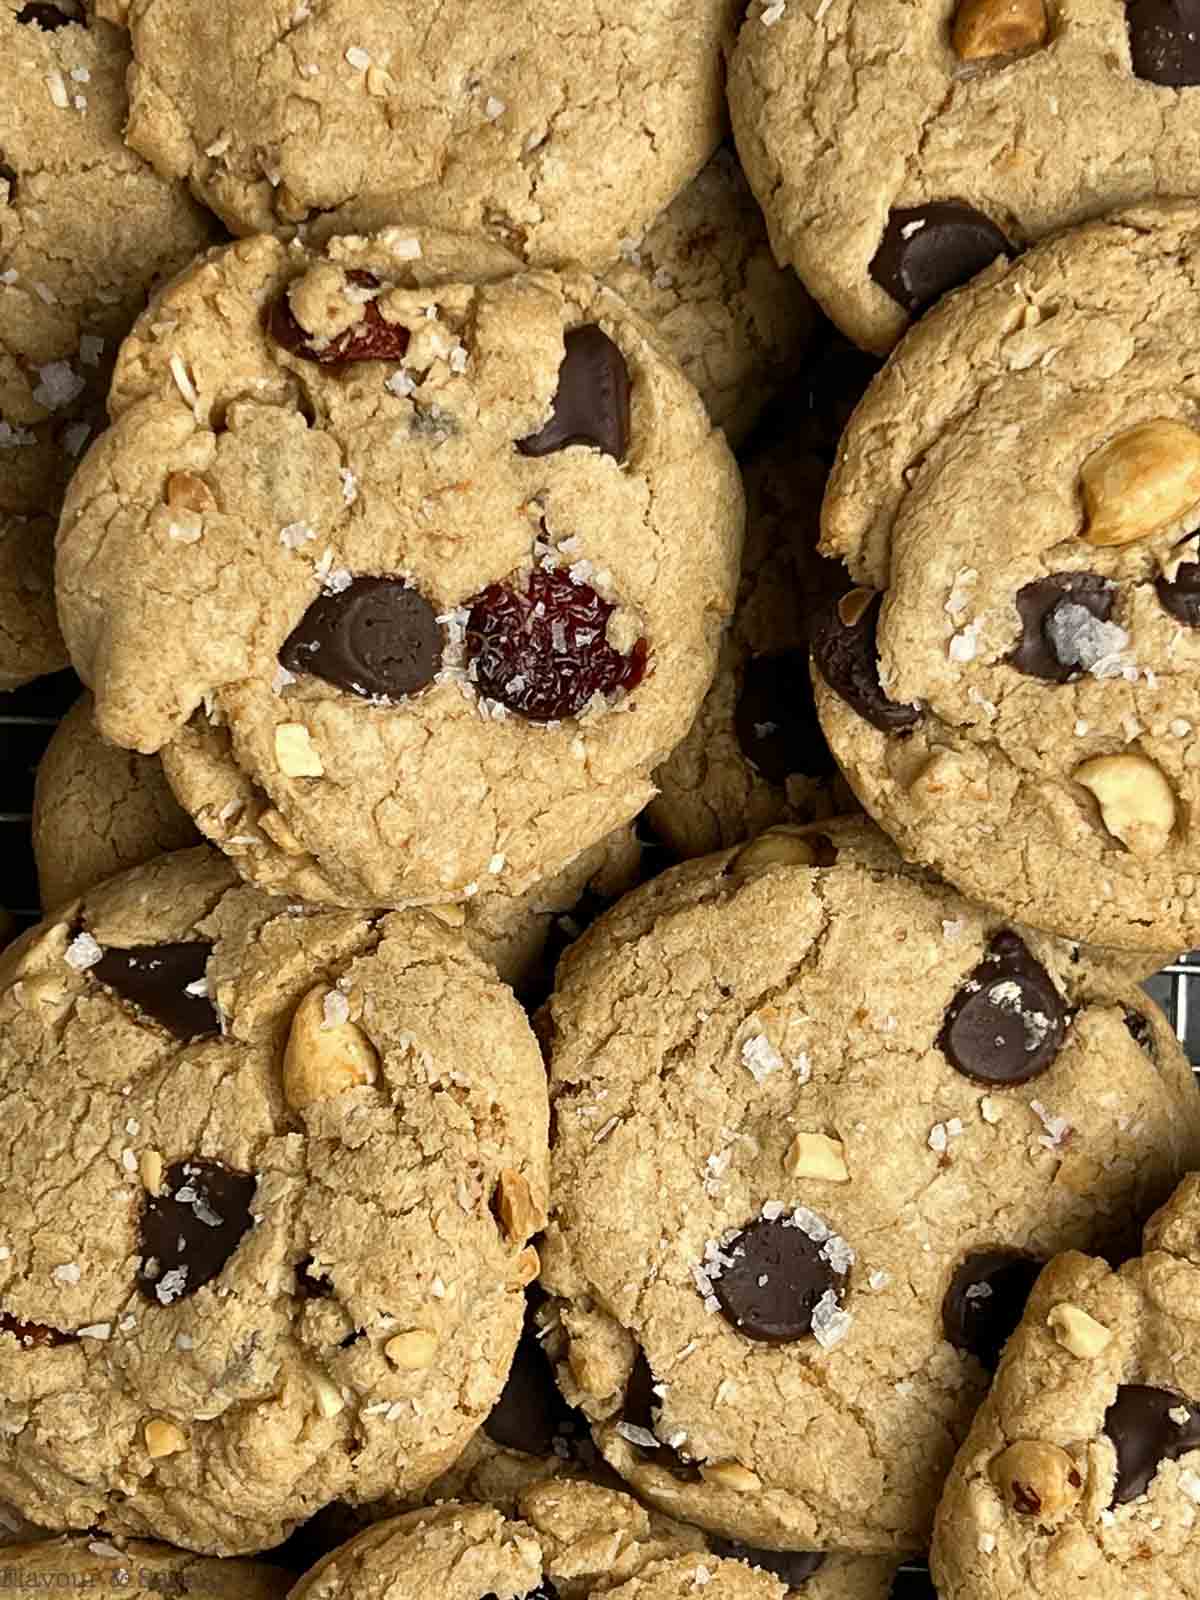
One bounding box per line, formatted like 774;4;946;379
465;567;647;722
268;269;411;365
0;1312;73;1348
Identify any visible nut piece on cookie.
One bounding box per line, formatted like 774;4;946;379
282;985;380;1110
989;1441;1083;1520
1074;754;1177;860
952;0;1048;62
1080;419;1200;547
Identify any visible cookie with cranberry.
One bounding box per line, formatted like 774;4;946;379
932;1173;1200;1600
0;0;213;689
56;228;742;908
97;0;738;268
0;846;548;1553
730;0;1200;353
538;815;1200;1554
815;201;1200;952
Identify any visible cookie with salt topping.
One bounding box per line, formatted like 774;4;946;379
538;815;1200;1554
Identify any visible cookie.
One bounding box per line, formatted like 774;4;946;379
0;846;549;1554
97;0;737;268
537;815;1200;1554
931;1173;1200;1600
816;201;1200;953
32;693;202;909
600;149;817;446
646;343;879;858
32;694;641;990
0;0;214;689
56;228;743;909
728;0;1200;354
0;1536;290;1598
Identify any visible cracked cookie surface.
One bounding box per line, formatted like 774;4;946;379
98;0;738;268
932;1173;1200;1600
729;0;1200;354
538;815;1200;1553
0;0;213;688
816;202;1200;952
55;228;742;908
0;845;548;1554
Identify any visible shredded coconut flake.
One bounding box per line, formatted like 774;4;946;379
761;0;786;21
78;1322;110;1340
169;354;198;407
46;70;69;108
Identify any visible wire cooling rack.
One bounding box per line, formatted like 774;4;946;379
2;673;1196;1598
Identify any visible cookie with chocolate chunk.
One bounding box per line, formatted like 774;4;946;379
730;0;1200;353
816;202;1200;953
55;228;742;909
538;816;1200;1554
932;1173;1200;1600
0;846;548;1554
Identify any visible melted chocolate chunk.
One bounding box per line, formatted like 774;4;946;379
279;577;443;701
268;270;411;365
1009;572;1115;681
1156;559;1200;626
938;931;1070;1085
870;203;1014;317
0;1312;73;1349
1106;1384;1200;1503
137;1160;256;1305
517;325;630;461
15;2;81;26
1127;0;1200;85
92;942;220;1040
710;1214;848;1344
485;1295;586;1459
942;1251;1044;1370
734;651;837;784
622;1350;703;1480
708;1540;825;1585
810;590;922;734
464;566;647;722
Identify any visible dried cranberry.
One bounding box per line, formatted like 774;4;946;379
0;1312;73;1348
268;269;411;365
465;567;647;722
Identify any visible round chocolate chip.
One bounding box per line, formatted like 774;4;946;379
708;1540;825;1586
1156;559;1200;626
279;577;443;702
517;325;631;461
870;203;1014;318
0;1312;74;1349
709;1214;848;1345
484;1295;586;1460
810;590;922;734
1105;1384;1200;1503
15;2;81;27
267;270;412;365
137;1160;256;1305
735;651;837;784
1009;572;1116;681
938;931;1070;1085
1126;0;1200;85
621;1349;702;1480
942;1251;1044;1370
91;941;221;1041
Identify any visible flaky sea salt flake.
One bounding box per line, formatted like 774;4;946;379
65;932;103;971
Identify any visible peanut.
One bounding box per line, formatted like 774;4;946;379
990;1440;1083;1518
1047;1302;1113;1360
274;723;324;778
144;1419;186;1459
953;0;1048;61
784;1131;850;1183
1080;419;1200;547
1074;753;1176;859
283;985;379;1110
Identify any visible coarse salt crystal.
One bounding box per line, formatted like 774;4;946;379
70;66;91;83
33;360;85;410
978;1533;996;1554
1180;1469;1200;1504
280;521;316;549
322;990;351;1029
78;1323;111;1340
761;0;786;22
386;368;416;398
46;71;69;108
168;518;203;545
62;421;91;457
484;96;506;120
948;622;980;663
810;1290;852;1349
65;931;103;971
616;1421;658;1449
741;1033;783;1083
339;468;358;504
345;46;371;70
52;1262;81;1285
488;853;505;874
868;1269;889;1291
273;664;297;694
792;1051;812;1084
1171;719;1192;737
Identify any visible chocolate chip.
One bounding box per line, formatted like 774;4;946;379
517;325;630;462
279;577;443;701
735;651;837;784
709;1214;848;1344
484;1294;586;1459
15;2;81;27
1105;1384;1200;1503
942;1251;1044;1370
137;1160;256;1305
622;1349;703;1480
1156;560;1200;626
268;270;411;365
708;1541;825;1586
484;1588;558;1600
1009;572;1116;681
939;931;1070;1085
0;1312;73;1349
810;590;922;734
1123;1007;1155;1053
296;1257;333;1299
92;942;221;1041
1126;0;1200;85
870;203;1014;317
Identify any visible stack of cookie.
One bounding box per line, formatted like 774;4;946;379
1;3;1200;1600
